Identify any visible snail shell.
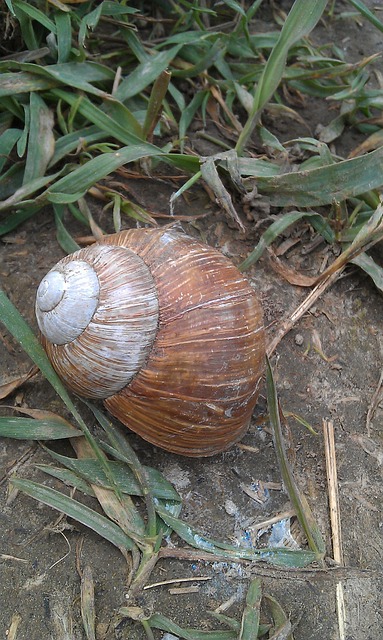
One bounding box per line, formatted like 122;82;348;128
36;229;265;456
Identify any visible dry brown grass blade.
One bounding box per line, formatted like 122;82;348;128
267;248;317;287
323;420;343;565
81;565;96;640
0;366;39;399
323;419;346;640
6;613;22;640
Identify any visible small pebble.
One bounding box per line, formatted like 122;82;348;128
224;499;238;516
294;333;304;346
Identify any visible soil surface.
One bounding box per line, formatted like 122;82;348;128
1;4;383;640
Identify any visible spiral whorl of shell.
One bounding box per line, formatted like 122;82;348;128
36;243;159;399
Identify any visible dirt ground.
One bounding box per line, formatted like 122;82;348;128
1;4;383;640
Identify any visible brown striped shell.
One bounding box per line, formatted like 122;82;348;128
35;229;265;456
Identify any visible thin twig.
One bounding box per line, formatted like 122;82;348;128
144;576;211;590
366;369;383;436
245;509;296;533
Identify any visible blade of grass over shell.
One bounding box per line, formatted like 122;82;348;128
236;0;328;154
72;437;148;546
85;402;159;539
10;478;135;551
266;356;325;560
40;448;181;502
0;289;122;500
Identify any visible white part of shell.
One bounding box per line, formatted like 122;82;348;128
36;244;159;399
36;261;100;345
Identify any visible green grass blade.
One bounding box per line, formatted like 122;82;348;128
264;595;293;640
0;61;115;97
266;356;325;559
0;72;55;98
348;0;383;32
85;402;160;538
179;91;207;152
17;102;29;157
78;3;103;49
240;210;334;270
236;0;328;153
239;578;261;640
23;93;54;184
351;252;383;293
53;204;81;253
0;171;62;212
41;449;181;501
131;612;236;640
48;126;105;167
0;128;22;172
200;157;245;232
155;503;316;567
0;417;81;439
13;0;56;33
45;145;163;204
245;145;383;207
221;0;247;17
36;465;96;496
143;70;171;141
0;287;115;500
0;207;38;235
55;11;72;63
50;88;144;144
10;478;135;550
115;46;182;102
0;287;93;432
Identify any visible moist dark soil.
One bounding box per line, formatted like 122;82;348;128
1;4;383;640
